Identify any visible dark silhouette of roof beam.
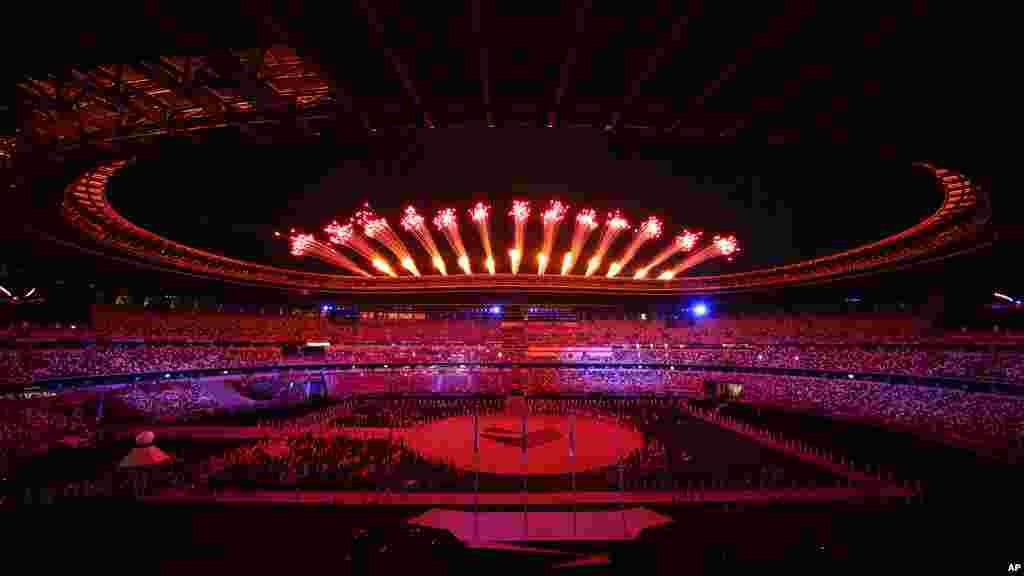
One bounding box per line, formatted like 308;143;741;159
359;0;425;123
248;18;369;133
89;65;173;122
472;0;491;121
202;49;289;113
133;59;227;118
624;16;690;109
554;0;592;109
69;69;163;124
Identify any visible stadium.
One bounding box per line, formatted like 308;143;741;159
0;3;1015;573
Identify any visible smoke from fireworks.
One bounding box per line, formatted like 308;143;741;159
400;206;447;275
469;202;496;275
607;216;662;277
324;220;397;277
355;206;420;276
508;200;530;274
659;234;740;279
538;200;567;275
283;230;372;278
585;211;629;277
634;229;702;279
561;208;598;275
434;208;472;274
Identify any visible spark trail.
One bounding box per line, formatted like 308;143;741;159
659;235;740;279
400;206;447;275
634;229;702;279
469;202;496;274
356;207;420;276
282;230;372;277
508;200;530;274
538;200;567;275
585;211;629;277
561;208;598;275
324;220;397;277
434;208;472;274
607;216;662;278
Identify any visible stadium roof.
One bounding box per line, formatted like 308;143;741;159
0;2;1004;296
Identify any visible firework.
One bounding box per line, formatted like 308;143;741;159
538;200;567;275
355;206;420;276
585;211;629;276
561;208;598;275
434;208;472;274
508;200;530;274
659;234;740;279
469;202;496;274
400;206;447;275
606;216;662;277
324;220;397;277
285;230;372;277
634;229;702;279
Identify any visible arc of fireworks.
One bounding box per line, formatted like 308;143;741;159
634;229;703;279
280;230;372;277
400;207;447;275
659;235;740;279
355;207;420;276
324;220;397;277
434;208;472;274
508;200;530;274
584;211;629;277
537;200;567;275
561;208;599;275
469;202;496;275
607;216;663;278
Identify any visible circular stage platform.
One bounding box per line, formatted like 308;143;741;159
403;415;644;476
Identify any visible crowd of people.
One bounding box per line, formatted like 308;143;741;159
2;310;1024;473
3;339;1023;388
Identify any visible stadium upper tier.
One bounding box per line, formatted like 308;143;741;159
4;311;1024;387
60;161;989;295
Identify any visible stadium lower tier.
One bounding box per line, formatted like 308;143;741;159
4;367;1023;462
3;342;1024;388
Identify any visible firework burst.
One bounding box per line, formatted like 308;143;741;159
634;229;702;279
659;234;740;279
469;202;496;275
508;200;530;274
283;230;372;277
585;211;629;277
538;200;567;275
355;205;420;276
324;220;397;277
561;208;598;275
434;208;472;274
401;206;447;275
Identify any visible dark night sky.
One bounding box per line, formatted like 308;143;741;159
108;127;938;277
